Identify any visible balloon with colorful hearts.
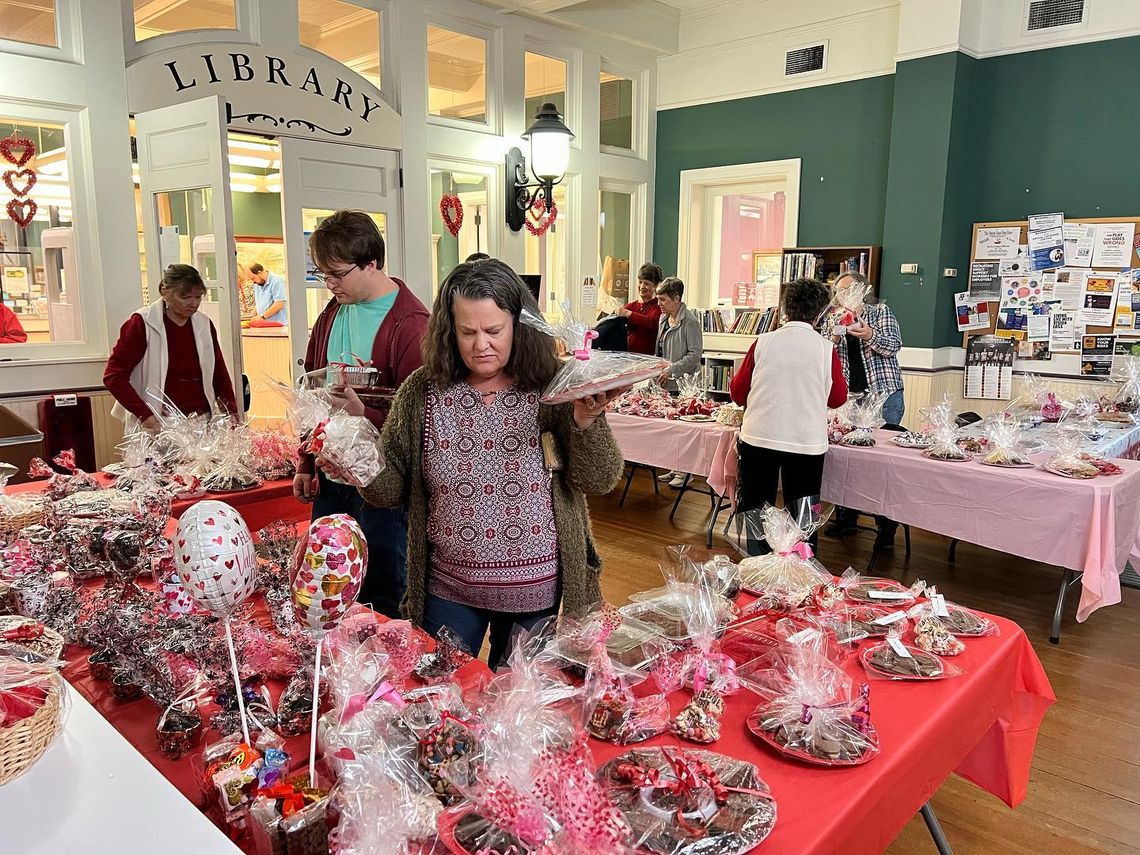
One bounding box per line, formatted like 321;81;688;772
291;514;368;635
173;500;259;744
291;513;368;783
173;500;259;616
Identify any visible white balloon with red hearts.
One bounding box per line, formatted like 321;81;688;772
173;500;258;617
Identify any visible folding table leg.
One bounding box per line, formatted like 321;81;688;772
919;802;953;855
650;467;660;495
706;496;727;548
1050;568;1077;645
619;464;635;507
948;538;959;564
668;474;692;520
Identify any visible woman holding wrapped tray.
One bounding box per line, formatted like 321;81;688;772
355;258;625;669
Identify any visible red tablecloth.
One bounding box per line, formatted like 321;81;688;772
9;476;307;533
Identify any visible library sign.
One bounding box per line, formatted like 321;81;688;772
127;45;401;148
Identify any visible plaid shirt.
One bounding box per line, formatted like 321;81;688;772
822;302;903;394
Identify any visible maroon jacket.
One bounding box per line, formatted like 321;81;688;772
299;278;429;474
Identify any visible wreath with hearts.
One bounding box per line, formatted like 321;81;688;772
1;133;38;230
439;194;463;237
525;196;557;238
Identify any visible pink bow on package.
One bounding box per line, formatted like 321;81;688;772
520;306;670;404
732;504;833;611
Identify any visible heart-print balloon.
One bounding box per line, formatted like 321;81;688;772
174;500;258;616
291;514;367;635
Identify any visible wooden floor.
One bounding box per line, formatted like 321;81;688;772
586;469;1140;855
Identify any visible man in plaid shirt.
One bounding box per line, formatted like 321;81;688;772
822;271;905;547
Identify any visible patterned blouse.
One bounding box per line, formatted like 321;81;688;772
422;382;560;613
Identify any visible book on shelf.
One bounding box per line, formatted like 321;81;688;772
692;307;735;333
728;307;777;336
702;361;735;393
781;252;822;282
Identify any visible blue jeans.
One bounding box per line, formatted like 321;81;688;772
311;471;407;619
423;594;559;672
881;389;905;427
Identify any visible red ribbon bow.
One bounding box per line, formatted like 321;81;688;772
1;622;44;642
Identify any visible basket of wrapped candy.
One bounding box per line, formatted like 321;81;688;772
0;658;67;785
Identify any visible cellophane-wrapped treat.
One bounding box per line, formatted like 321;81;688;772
246;429;299;481
907;589;999;639
615;657;684;745
247;768;332;855
815;603;910;646
520;306;670;404
1111;356;1140;415
27;449;99;500
919;395;970;462
598;746;777;855
840;391;888;445
839;568;925;605
543;601;667;678
861;640;962;681
415;624;474;685
742;639;878;766
0;658;69;784
732;504;831;610
979;414;1032;467
276;379;384;488
830;277;872;329
608;382;676;420
673;372;718;420
0;464;43;537
1041;427;1100;479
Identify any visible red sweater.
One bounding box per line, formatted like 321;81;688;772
0;304;27;344
623;298;662;354
730;338;848;410
104;312;237;421
300;278;429;475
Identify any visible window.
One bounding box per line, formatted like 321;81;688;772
524;184;568;318
525;52;566;125
299;0;381;90
0;118;79;344
430;168;489;294
713;193;786;302
427;25;487;123
599;189;633;304
600;72;634;149
133;0;237;41
0;0;56;47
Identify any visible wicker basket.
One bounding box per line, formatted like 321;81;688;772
0;682;61;785
0;617;65;663
0;501;45;536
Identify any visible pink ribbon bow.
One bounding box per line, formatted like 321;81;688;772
691;652;738;695
778;542;814;560
339;680;405;725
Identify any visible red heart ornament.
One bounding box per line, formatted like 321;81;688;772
3;169;35;198
0;135;36;167
525;197;557;237
6;198;36;229
439;194;463;237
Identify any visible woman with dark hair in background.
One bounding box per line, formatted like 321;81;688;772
357;258;625;669
617;262;664;354
104;263;237;430
730;277;848;552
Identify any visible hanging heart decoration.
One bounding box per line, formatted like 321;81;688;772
525;196;558;238
6;198;36;229
440;194;464;237
3;169;36;198
0;135;36;168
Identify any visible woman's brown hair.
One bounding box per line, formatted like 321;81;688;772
422;259;560;392
158;264;205;298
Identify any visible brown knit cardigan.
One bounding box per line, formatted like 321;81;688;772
360;367;625;627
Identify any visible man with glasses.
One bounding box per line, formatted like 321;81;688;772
294;210;429;618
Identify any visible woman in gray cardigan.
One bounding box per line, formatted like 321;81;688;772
654;276;704;393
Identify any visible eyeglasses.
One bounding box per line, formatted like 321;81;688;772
308;264;359;285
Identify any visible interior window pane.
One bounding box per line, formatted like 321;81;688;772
430;169;489;295
599;189;632;304
134;0;237;41
713;191;787;303
299;0;381;90
525;52;566;125
600;72;633;149
524;184;567;318
0;0;56;47
427;25;487;123
0;118;79;344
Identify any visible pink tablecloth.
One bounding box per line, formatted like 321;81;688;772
606;413;738;496
823;430;1140;621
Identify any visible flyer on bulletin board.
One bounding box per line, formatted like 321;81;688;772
1049;310;1078;352
967;261;1001;299
954;292;991;331
974;227;1022;260
1079;275;1119;326
1063;223;1096;267
1080;334;1116;377
1092;223;1135;268
963;335;1014;400
1027;212;1065;270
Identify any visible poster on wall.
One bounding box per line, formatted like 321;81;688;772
1092;223;1136;268
1115;339;1140;370
967;261;1001;299
1027;212;1065;270
1078;275;1119;326
954;292;991;331
1053;268;1085;311
995;308;1028;340
998;276;1044;310
1049;310;1078;352
974;227;1022;260
1063;222;1096;267
1026;303;1056;342
1114;272;1134;331
998;246;1030;277
963;335;1014;400
1017;339;1051;361
1081;334;1116;377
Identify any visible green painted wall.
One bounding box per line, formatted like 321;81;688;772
654;74;896;277
232;191;282;238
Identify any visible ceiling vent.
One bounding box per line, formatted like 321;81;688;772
785;42;827;77
1025;0;1085;32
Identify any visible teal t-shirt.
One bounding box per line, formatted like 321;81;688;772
325;290;398;366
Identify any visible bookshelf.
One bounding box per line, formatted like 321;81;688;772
701;351;742;396
780;245;882;294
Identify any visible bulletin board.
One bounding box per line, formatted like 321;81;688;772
961;217;1140;370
